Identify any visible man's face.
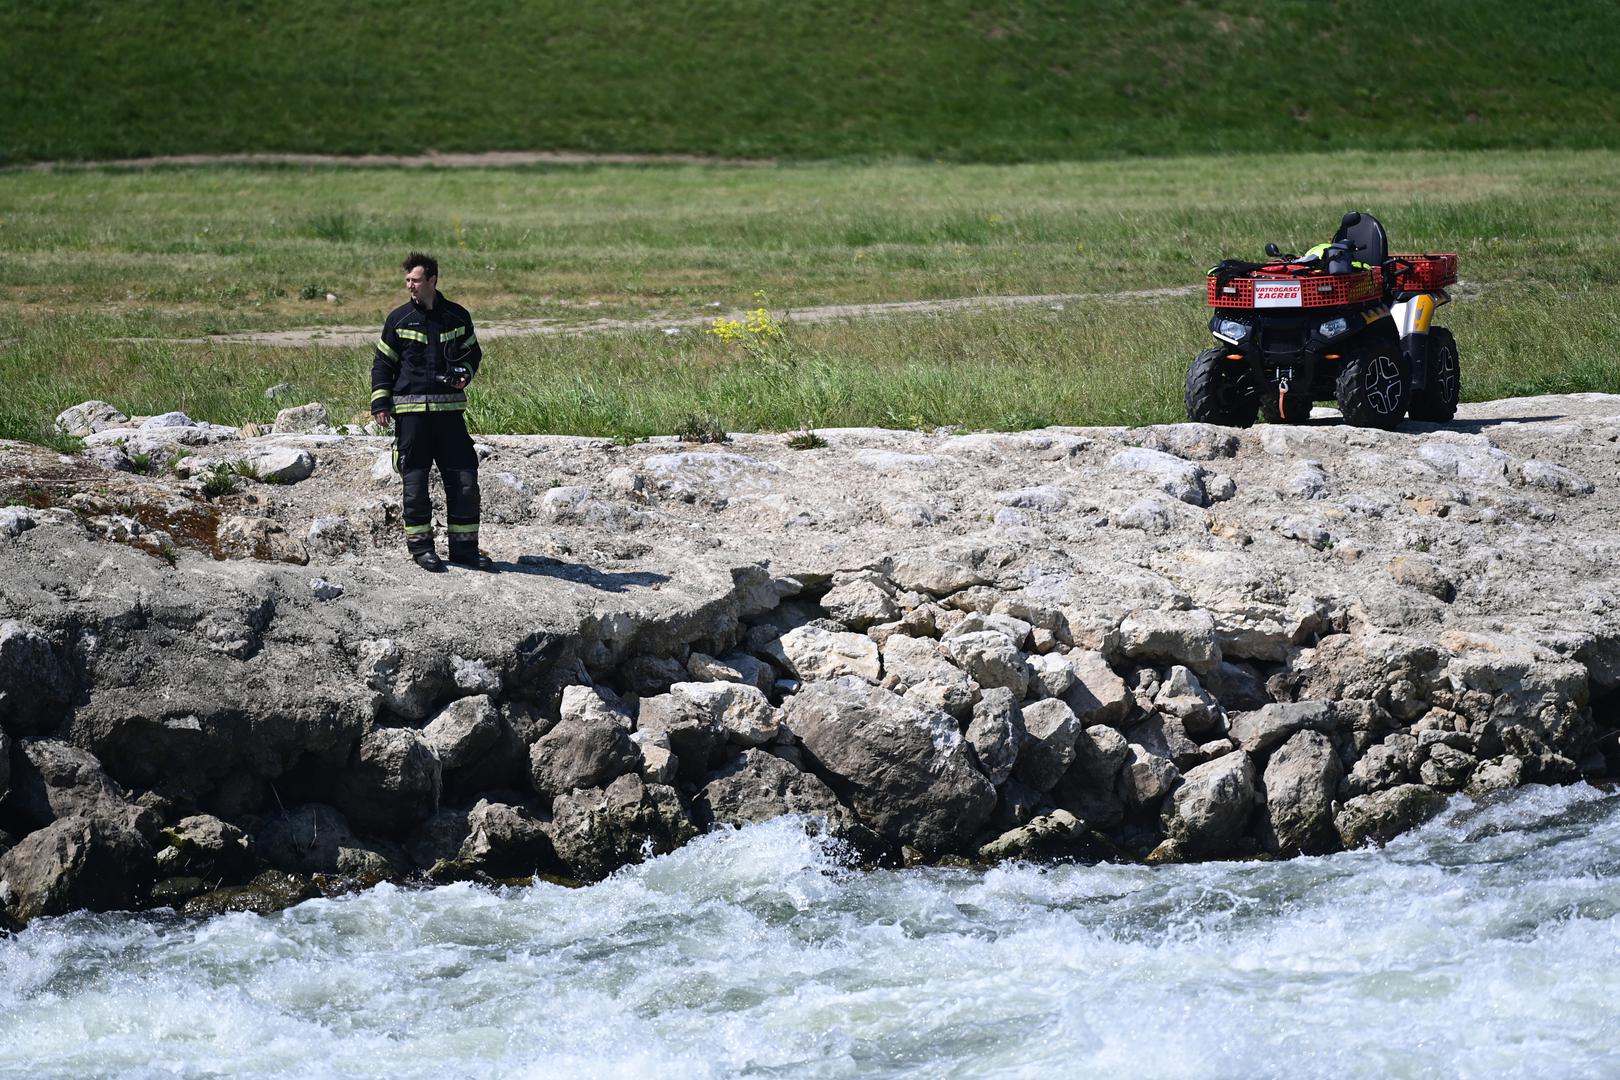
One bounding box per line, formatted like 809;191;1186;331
405;266;436;304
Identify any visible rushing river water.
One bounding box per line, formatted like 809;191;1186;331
4;783;1620;1079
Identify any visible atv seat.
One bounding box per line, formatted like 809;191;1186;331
1333;211;1388;268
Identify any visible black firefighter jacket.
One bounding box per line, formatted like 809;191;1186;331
370;294;483;415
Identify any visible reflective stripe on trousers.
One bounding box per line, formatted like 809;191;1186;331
393;411;480;552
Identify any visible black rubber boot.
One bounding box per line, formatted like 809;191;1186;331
413;549;447;573
449;549;495;571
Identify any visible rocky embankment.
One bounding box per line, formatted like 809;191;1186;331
3;395;1618;926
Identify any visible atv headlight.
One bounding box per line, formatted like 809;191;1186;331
1214;319;1249;345
1318;317;1349;339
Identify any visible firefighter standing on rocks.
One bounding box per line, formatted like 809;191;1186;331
370;252;494;572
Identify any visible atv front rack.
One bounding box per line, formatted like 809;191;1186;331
1206;253;1459;309
1206;264;1384;310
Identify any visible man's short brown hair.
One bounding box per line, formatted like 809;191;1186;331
402;251;438;279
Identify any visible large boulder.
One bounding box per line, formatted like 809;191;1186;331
765;626;882;683
1013;698;1082;793
271;402;330;434
1120;744;1180;812
882;635;977;718
1026;652;1077;699
154;814;256;884
692;748;852;830
529;704;638;796
1062;650;1131;726
548;774;698;881
943;631;1030;697
1123;713;1203;771
335;727;442;834
1342;732;1420;797
964;687;1024;787
424;696;527;801
0;811;154;923
634;688;723;782
820;573;900;631
257;803;404;877
1052;724;1130;829
422;695;503;771
890;546;997;596
55;400;129;436
1260;731;1343;855
558;683;631;731
6;738;137;831
242;445;316;484
1419;743;1479;792
1163;750;1256;855
687;651;775;695
978;809;1110;864
457;800;556;879
359;638;453;722
1119;609;1221;674
1153;666;1226;739
1335;784;1450;849
783;677;996;855
1227;700;1337;756
0;620;73;735
663;681;782;748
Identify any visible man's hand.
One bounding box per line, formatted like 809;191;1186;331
372;410;393;429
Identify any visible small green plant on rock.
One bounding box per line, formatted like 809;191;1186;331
786;430;828;450
200;463;241;499
677;414;730;444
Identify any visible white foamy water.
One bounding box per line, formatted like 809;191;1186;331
4;784;1620;1079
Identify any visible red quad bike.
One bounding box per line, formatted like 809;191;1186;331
1184;211;1461;429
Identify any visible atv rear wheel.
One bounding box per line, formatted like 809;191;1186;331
1335;327;1410;429
1407;326;1461;422
1184;347;1259;427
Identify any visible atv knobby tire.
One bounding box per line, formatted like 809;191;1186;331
1184;347;1259;427
1336;327;1410;429
1407;326;1461;422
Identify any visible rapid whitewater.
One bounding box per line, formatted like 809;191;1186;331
3;784;1618;1079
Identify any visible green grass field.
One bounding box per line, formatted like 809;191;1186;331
6;1;1619;166
2;149;1618;445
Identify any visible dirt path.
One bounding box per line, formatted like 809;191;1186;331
19;150;774;172
166;287;1201;349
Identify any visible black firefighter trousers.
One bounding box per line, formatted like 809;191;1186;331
393;411;481;556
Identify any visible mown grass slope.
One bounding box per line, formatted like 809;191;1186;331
7;0;1619;165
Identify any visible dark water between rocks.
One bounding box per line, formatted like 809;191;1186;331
3;784;1619;1079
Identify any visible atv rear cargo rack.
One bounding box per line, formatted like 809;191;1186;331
1389;253;1458;291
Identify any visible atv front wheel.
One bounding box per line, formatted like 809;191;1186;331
1336;329;1411;429
1407;326;1461;422
1184;347;1259;427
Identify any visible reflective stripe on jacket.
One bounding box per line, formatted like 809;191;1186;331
369;294;482;414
